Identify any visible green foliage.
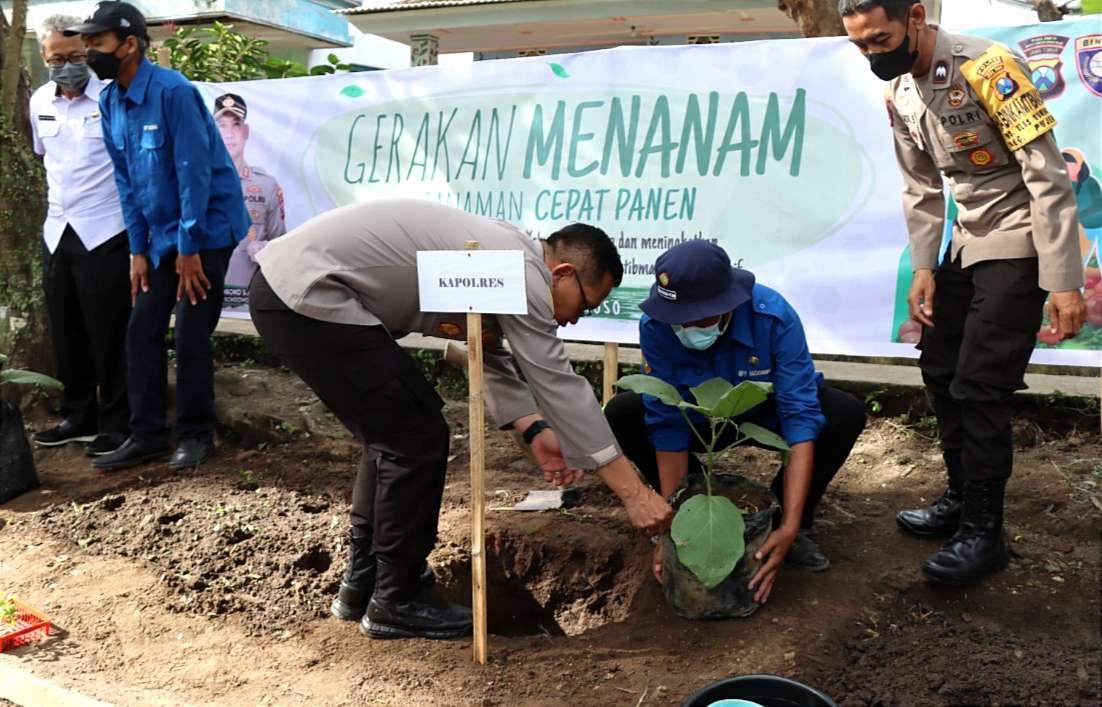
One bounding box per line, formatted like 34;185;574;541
615;374;789;589
671;494;746;589
161;22;350;82
0;596;17;626
0;352;62;390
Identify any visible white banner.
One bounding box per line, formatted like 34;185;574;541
199;19;1102;367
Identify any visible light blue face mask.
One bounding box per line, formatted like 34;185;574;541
673;318;728;350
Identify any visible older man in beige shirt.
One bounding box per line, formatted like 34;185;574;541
251;198;671;640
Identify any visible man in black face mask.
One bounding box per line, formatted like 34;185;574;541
66;2;250;471
29;14;131;457
840;0;1086;587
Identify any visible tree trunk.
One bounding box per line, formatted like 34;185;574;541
0;0;27;117
0;6;50;370
777;0;846;38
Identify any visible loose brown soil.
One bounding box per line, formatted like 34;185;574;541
1;364;1099;706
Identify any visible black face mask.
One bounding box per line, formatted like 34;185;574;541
86;43;125;81
868;22;919;81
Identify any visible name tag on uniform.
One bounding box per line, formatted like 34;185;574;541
37;114;56;121
143;124;159;131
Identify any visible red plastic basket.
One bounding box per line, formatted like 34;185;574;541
0;599;52;652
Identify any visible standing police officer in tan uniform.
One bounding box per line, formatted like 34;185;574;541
840;0;1086;586
213;93;286;309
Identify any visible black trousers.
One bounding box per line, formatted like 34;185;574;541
43;226;131;434
249;272;449;602
605;386;866;529
918;255;1046;483
127;248;230;444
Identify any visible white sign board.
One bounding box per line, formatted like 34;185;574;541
417;250;528;315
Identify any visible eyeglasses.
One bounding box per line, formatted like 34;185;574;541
45;53;87;68
573;270;594;317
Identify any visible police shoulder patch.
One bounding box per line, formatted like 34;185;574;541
960;43;1056;151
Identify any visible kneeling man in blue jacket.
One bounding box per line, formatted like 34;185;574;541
605;241;866;604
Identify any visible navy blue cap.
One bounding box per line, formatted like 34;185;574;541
640;240;755;325
65;2;149;40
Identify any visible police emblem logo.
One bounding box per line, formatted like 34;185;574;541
1075;34;1102;98
953;130;980;149
247;185;261;194
968;147;994;167
933;60;950;86
1019;35;1069;100
995;74;1018;99
947;84;966;108
658;272;670;286
748;355;760;367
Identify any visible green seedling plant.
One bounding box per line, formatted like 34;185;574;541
0;597;18;627
615;375;790;589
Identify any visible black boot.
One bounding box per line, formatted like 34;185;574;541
922;479;1009;586
330;528;376;621
896;449;964;537
360;558;470;640
331;530;437;621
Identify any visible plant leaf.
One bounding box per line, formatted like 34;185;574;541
0;353;7;366
739;422;790;451
340;85;365;98
1;370;64;390
615;374;684;408
671;494;746;589
549;62;570;78
688;378;733;415
712;380;773;419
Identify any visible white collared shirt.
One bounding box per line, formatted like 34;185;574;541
29;75;125;254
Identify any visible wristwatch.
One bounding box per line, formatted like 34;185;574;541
522;419;551;445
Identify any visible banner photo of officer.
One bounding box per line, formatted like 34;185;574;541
212;93;287;312
196;17;1100;367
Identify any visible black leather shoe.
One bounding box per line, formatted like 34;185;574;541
33;419;97;447
922;479;1009;586
92;437;170;470
897;449;964;537
84;433;128;457
168;438;215;470
361;590;472;640
897;486;963;537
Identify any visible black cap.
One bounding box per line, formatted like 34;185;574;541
213;93;247;121
64;2;149;40
640;240;756;325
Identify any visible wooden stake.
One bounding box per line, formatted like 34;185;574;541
465;240;488;665
603;342;619;406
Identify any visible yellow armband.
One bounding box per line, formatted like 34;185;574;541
960;44;1057;151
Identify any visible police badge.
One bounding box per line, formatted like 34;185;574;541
1076;34;1102;98
1019;35;1069;100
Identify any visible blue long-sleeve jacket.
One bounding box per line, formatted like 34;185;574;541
640;284;827;452
99;60;249;266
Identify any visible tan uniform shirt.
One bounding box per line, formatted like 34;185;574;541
887;26;1083;292
256;198;622;470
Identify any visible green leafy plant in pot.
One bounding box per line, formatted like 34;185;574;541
0;354;63;504
615;374;789;619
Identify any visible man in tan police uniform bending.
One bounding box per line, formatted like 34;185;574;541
250;199;672;640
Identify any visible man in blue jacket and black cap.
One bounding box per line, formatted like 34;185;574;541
605;240;866;604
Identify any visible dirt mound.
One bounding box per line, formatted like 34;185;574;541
27;478;347;633
799;586;1100;706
